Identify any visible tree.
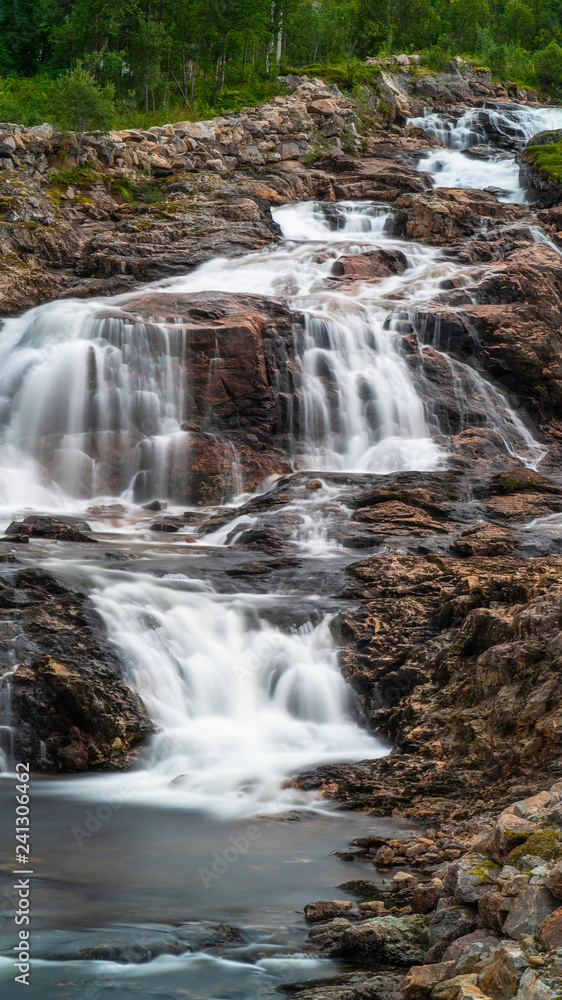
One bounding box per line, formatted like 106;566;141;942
51;65;115;150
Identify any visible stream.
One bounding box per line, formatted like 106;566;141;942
0;100;561;998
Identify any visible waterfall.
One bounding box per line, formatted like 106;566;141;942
0;198;545;511
409;103;562;202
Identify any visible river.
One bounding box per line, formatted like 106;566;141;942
0;99;561;998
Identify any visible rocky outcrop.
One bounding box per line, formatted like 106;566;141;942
414;242;562;448
121;291;303;501
2;568;153;770
519;130;562;207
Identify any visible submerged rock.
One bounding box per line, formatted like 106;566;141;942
2;568;153;770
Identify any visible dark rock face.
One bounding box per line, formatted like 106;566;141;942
125;291;303;502
415;243;562;447
2;569;153;771
519;129;562;207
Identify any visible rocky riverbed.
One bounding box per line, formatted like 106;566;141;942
0;64;562;1000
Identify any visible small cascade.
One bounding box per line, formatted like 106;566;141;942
50;567;387;815
409;103;562;202
0;199;547;510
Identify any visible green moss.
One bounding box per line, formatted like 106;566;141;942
506;829;562;865
501;475;539;493
523;142;562;183
49;166;101;189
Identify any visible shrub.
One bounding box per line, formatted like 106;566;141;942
535;41;562;89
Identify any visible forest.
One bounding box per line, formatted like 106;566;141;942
1;0;562;127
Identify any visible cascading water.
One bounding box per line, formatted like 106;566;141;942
409;103;562;201
0;198;543;510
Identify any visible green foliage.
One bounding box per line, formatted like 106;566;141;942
49;167;100;189
536;41;562;88
108;175;164;204
524;141;562;182
1;0;562;127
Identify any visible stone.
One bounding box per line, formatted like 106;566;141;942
7;569;153;771
307;98;338;116
427;906;481;962
547;860;562;899
325;914;430;966
450;522;517;558
305;479;323;490
450;855;500;905
503;887;557;939
514;969;556;1000
413;883;442;914
478;890;506;933
489;813;536;863
304;900;353;922
478;943;526;1000
536;906;562;950
430;976;478;1000
400;962;455;998
390;871;419;891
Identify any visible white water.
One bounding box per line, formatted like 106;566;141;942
0;198;543;513
409;103;562;201
34;564;382;816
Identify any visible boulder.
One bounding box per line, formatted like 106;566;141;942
546;859;562;899
536;906;562;950
502;887;557;939
6;569;153;771
448;854;500;905
400;962;455;998
326;914;430;966
426;905;480;962
478;943;526;1000
450;523;517;558
304;900;353;922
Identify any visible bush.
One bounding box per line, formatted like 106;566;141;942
535;41;562;89
50;65;115;135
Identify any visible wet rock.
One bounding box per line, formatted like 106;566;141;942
277;971;403;1000
6;515;97;543
314;914;430;966
450;523;518;557
393;189;527;245
142;499;167;511
331;247;408;281
4;569;152;771
304;900;352;922
426;905;481;962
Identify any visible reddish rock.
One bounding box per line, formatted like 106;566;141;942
537;906;562;950
400;961;455;998
304;900;353;923
450;522;517;557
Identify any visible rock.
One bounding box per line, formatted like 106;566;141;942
478;943;527;1000
490;813;536;863
514;969;556;999
426;905;481;962
502;887;557;939
304;900;352;922
430;975;479;1000
413;883;442;914
449;854;500;904
450;523;517;558
142;499;167;511
6;516;97;544
393;189;527;245
400;962;456;998
5;569;153;771
312;914;430;966
305;479;323;490
536;906;562;950
278;971;404;1000
390;871;419;892
546;859;562;899
505;830;562;866
478;890;507;933
331;248;407;281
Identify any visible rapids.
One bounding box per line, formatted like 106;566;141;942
409;102;562;201
0;98;557;998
